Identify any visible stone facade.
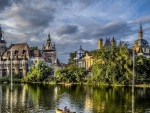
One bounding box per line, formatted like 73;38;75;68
0;43;42;77
0;26;60;77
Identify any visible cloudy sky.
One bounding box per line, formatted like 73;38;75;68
0;0;150;63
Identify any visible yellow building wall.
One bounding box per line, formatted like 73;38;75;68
98;39;103;50
84;53;93;69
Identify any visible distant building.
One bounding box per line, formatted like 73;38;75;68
53;58;62;76
0;43;42;77
74;46;86;68
42;32;56;66
98;37;116;49
132;24;150;57
74;37;116;70
0;26;61;77
85;37;116;70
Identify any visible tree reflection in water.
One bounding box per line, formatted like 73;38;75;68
0;84;150;113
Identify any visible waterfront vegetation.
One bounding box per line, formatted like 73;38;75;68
1;83;150;112
1;42;150;86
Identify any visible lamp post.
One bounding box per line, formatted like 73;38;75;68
132;47;135;93
132;46;135;113
9;48;14;91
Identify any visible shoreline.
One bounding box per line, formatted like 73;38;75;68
1;81;150;88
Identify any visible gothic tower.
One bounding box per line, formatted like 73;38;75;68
0;26;7;56
42;32;56;65
98;38;103;49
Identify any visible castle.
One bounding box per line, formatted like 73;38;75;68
0;26;62;77
74;24;150;70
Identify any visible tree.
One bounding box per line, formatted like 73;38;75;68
56;64;87;83
30;46;38;50
23;60;53;82
135;55;150;79
68;52;77;64
92;42;132;85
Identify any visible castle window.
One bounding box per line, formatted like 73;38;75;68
7;51;10;54
22;50;26;54
144;48;146;52
146;48;149;53
15;50;18;54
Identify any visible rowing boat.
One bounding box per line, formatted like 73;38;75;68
55;109;76;113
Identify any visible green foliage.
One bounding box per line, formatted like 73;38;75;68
0;76;10;83
135;55;150;79
0;74;22;83
92;42;132;85
68;52;77;64
23;60;53;82
56;64;87;83
30;46;38;50
68;50;90;64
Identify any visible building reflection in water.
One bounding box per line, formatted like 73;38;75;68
132;90;135;113
10;91;13;113
0;85;2;113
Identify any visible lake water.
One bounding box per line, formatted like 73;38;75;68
0;84;150;113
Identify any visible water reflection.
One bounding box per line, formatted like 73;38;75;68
132;91;135;113
0;85;2;113
0;84;150;113
132;85;135;113
10;91;12;113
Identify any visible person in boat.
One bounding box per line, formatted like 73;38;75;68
64;106;70;112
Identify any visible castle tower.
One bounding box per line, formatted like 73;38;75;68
111;37;116;45
0;25;7;56
98;38;103;49
104;37;111;47
42;32;56;65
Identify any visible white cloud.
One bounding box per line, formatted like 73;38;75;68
0;0;150;63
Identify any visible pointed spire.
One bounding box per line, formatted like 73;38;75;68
111;37;115;42
53;58;62;67
138;22;143;39
140;20;142;27
47;29;51;41
80;45;82;49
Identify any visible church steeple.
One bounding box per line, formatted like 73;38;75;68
138;22;143;39
47;30;51;41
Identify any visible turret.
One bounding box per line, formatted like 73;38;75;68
111;37;116;45
98;38;103;49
